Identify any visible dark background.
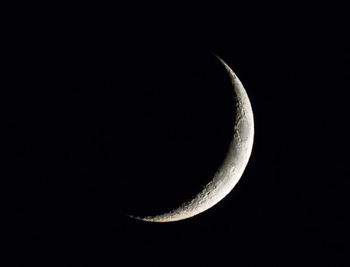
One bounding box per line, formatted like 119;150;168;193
0;2;349;265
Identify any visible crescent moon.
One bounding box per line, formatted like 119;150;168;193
130;56;254;222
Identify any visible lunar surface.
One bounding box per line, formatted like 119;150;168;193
130;56;254;222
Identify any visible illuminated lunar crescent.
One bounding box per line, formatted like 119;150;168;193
130;56;254;222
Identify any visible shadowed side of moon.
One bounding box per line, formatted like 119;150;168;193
111;53;239;218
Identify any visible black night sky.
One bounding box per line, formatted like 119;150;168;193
0;2;349;265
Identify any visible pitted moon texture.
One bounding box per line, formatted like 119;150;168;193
130;56;254;222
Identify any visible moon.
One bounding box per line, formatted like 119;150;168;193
130;56;254;223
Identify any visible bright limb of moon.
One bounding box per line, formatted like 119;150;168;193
130;56;254;223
